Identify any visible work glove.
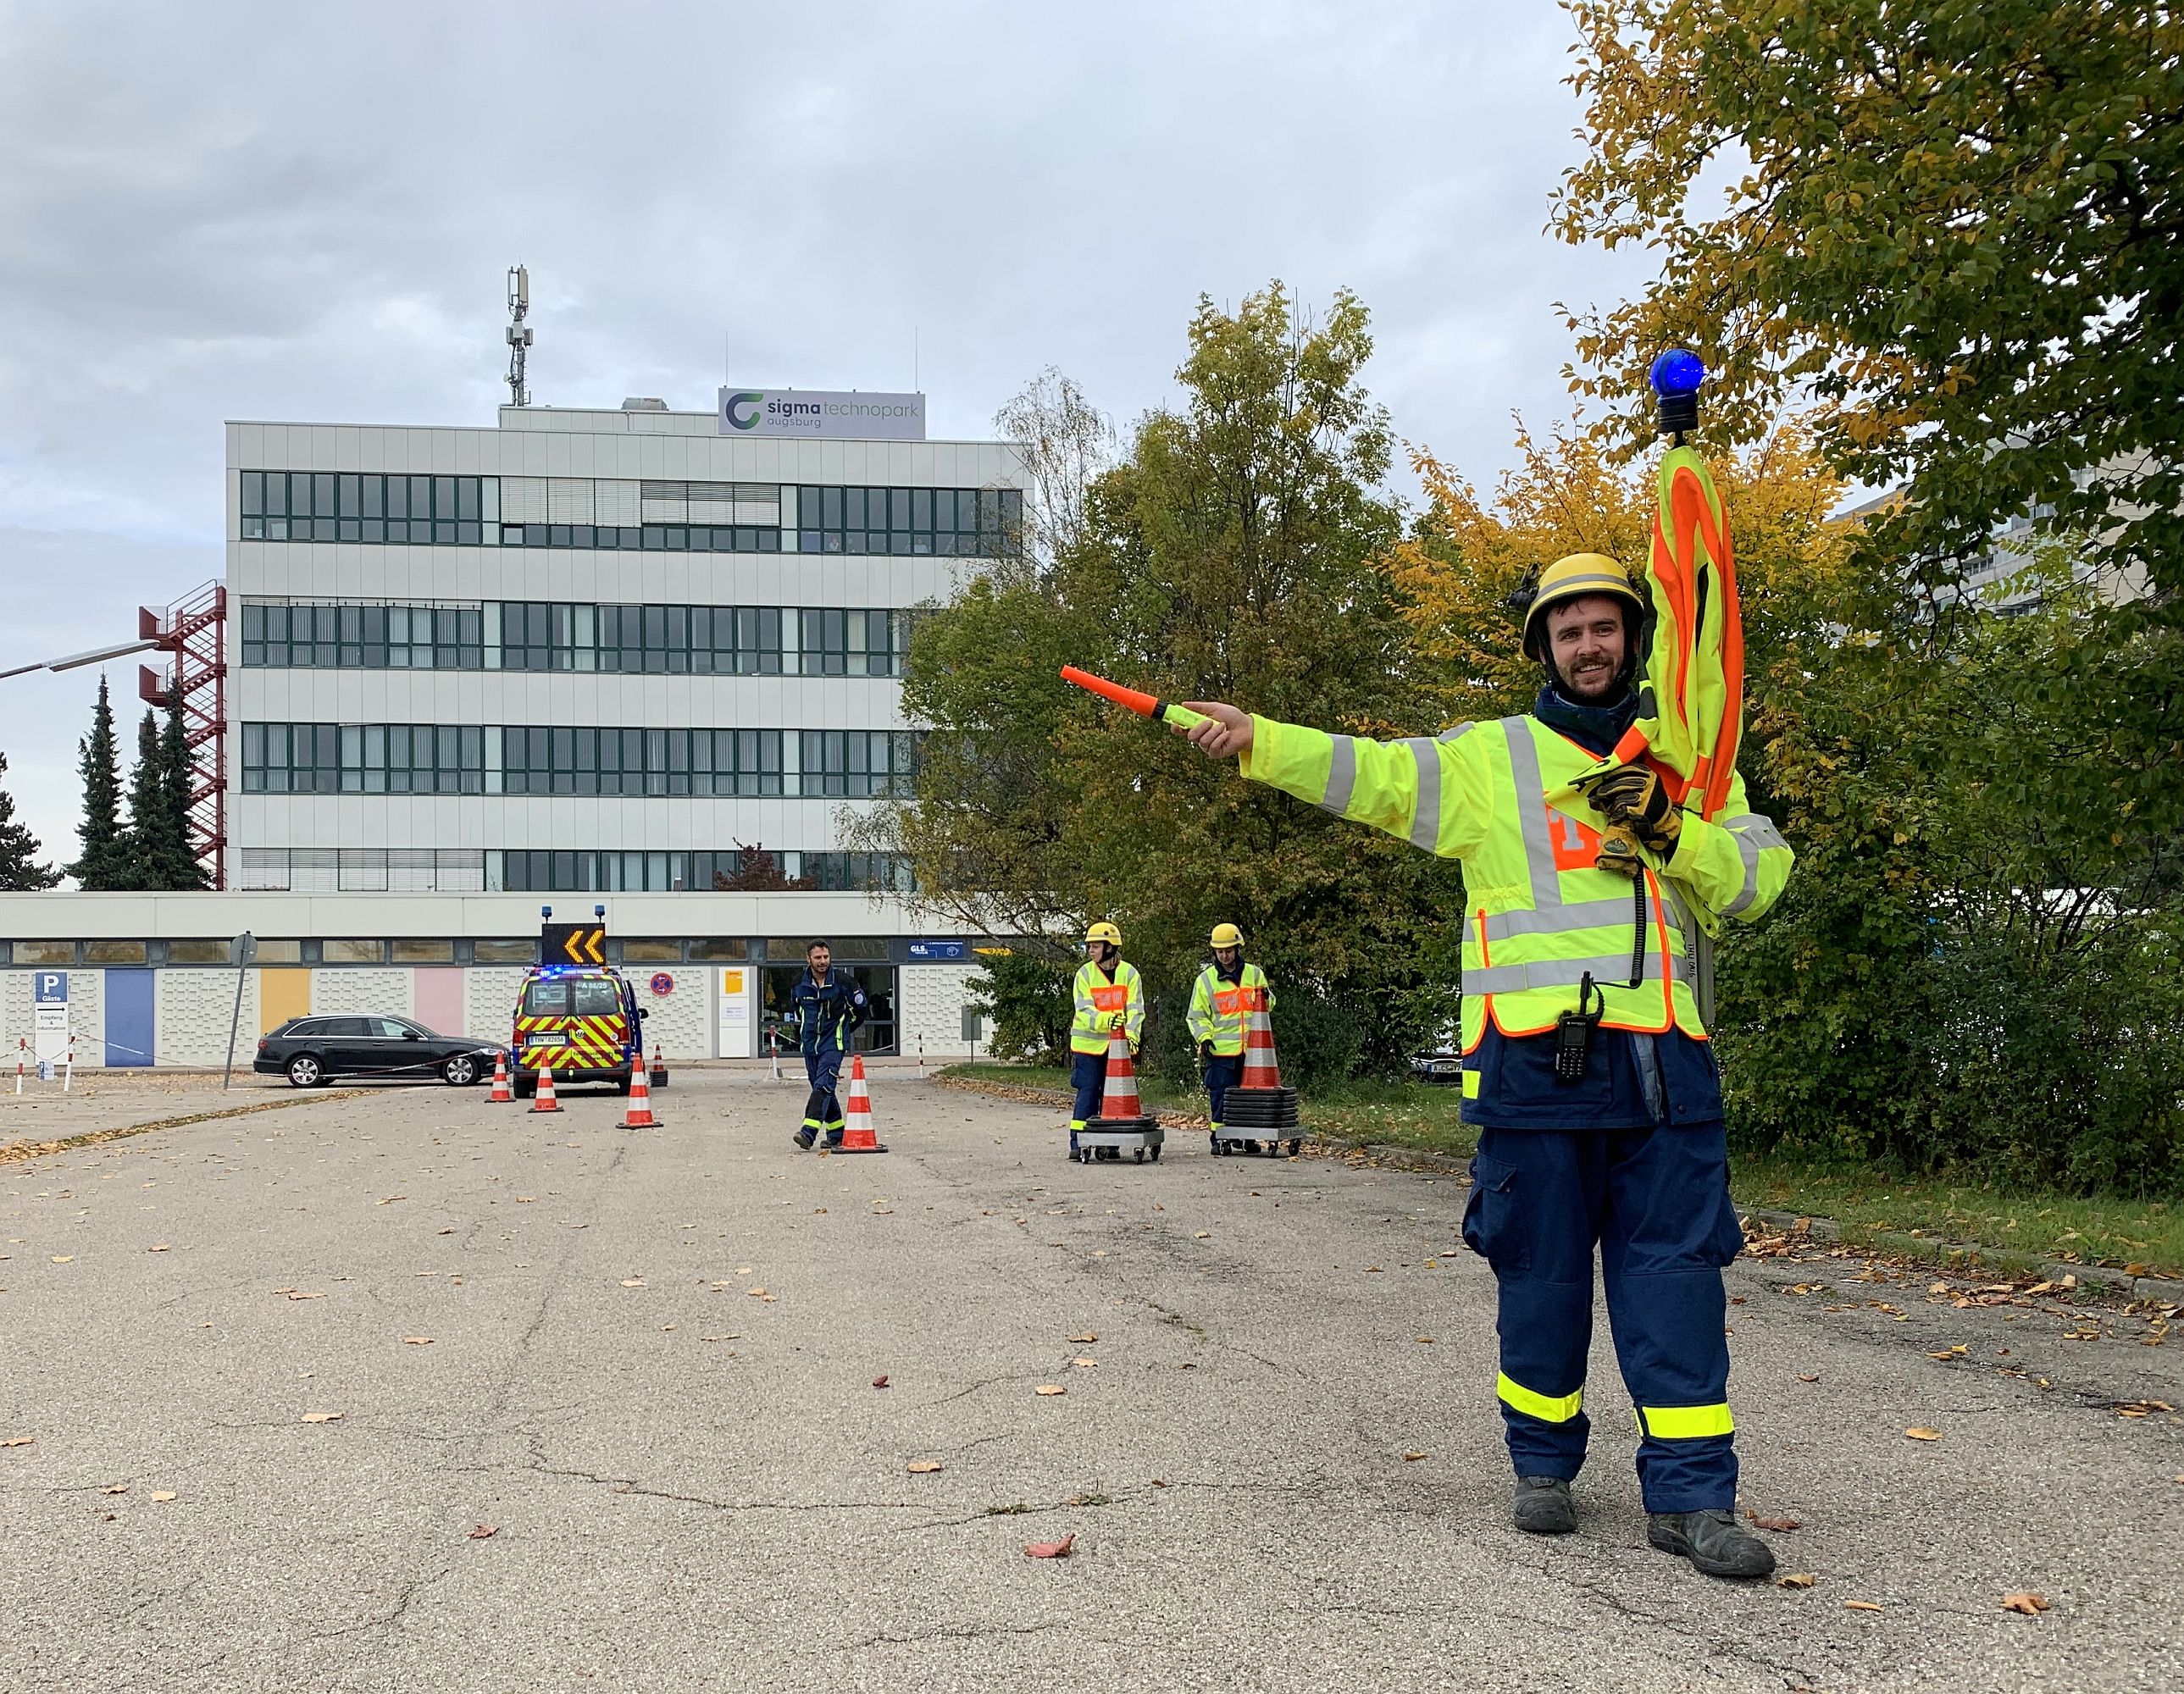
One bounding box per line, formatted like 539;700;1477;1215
1106;1010;1128;1032
1586;764;1682;856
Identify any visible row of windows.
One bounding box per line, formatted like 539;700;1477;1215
238;472;1022;557
229;844;909;894
240;723;919;799
500;848;910;894
240;601;907;677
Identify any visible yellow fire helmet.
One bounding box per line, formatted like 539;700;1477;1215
1209;922;1243;949
1521;552;1645;663
1084;921;1122;948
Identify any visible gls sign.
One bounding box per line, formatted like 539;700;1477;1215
718;387;927;441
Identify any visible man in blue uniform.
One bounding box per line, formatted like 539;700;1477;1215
791;939;867;1150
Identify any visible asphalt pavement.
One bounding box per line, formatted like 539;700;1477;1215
3;1069;2180;1693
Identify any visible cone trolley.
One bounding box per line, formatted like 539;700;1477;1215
1212;989;1300;1157
1073;1027;1163;1166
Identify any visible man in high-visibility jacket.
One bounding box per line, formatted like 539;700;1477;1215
1171;552;1793;1580
1186;922;1275;1153
1069;921;1143;1160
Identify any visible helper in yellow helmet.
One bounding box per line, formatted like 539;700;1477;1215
1186;923;1276;1153
1068;921;1143;1161
1170;552;1793;1581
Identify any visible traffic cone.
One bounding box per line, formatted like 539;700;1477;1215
1095;1027;1141;1120
529;1060;562;1113
623;1061;658;1128
650;1042;668;1090
834;1055;889;1154
1239;989;1282;1090
490;1048;513;1103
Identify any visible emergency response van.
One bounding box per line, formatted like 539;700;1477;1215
509;909;646;1095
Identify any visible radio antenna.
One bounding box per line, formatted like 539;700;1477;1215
505;265;533;407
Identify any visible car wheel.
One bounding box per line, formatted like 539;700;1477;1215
286;1054;325;1088
442;1054;479;1087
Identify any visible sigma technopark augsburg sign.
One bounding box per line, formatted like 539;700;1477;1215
718;387;926;441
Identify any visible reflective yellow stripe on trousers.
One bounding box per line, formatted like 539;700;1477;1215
1497;1371;1583;1423
1636;1403;1734;1438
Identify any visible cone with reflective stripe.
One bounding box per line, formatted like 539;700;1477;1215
529;1060;562;1113
623;1060;658;1128
490;1048;513;1104
1239;989;1281;1089
835;1055;888;1153
1095;1026;1141;1119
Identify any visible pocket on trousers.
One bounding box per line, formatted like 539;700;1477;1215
1461;1152;1527;1274
1699;1183;1746;1267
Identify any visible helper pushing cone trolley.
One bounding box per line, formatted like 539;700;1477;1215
1073;1027;1163;1165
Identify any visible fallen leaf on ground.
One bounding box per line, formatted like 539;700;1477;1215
1844;1599;1884;1613
661;1324;678;1333
148;1245;170;1254
1068;1333;1098;1343
1416;1337;1435;1344
2001;1592;2049;1615
102;1484;129;1495
1402;1451;1427;1462
1150;1478;1167;1487
1364;1265;1383;1273
1194;1232;1211;1240
1905;1428;1942;1441
1797;1374;1820;1383
2;1437;34;1448
746;1287;769;1298
302;1411;344;1424
1777;1573;1815;1589
376;1196;406;1205
736;1265;752;1275
1023;1534;1075;1559
907;1460;944;1475
872;1375;890;1389
1747;1514;1801;1531
151;1491;176;1503
402;1337;433;1346
1035;1384;1067;1396
50;1255;73;1264
287;1292;324;1301
468;1524;500;1540
516;1196;535;1204
1072;1358;1097;1368
620;1279;646;1288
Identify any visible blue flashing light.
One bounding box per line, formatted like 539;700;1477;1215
1649;348;1705;398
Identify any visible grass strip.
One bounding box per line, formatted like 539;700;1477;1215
0;1089;373;1166
938;1064;2182;1278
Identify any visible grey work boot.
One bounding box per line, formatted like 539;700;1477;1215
1511;1476;1577;1536
1647;1509;1777;1579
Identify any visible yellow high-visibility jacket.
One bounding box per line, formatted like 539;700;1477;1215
1239;714;1791;1050
1070;959;1145;1056
1186;962;1274;1057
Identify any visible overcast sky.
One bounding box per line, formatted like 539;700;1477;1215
0;0;1653;873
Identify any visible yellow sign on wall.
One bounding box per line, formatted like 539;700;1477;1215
721;969;745;994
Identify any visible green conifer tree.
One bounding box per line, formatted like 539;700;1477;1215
67;675;132;890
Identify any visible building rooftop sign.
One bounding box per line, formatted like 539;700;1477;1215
718;387;926;441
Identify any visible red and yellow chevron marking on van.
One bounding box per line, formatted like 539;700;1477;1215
513;1012;628;1068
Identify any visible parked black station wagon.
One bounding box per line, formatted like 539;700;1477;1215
255;1016;498;1088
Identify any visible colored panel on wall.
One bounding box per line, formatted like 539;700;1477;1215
259;968;312;1033
104;968;155;1068
412;968;465;1038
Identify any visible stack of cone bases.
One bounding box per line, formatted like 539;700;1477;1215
623;1060;658;1128
1089;1028;1155;1130
489;1048;513;1104
835;1055;888;1153
529;1060;563;1113
1222;989;1300;1142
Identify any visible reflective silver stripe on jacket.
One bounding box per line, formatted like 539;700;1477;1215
1404;739;1441;850
1465;950;1695;995
1322;736;1358;816
1482;894;1682;944
1499;717;1563;911
1716;812;1786;916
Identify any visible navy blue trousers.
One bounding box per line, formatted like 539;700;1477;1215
1462;1119;1746;1513
802;1049;844;1136
1202;1053;1244;1125
1069;1051;1106;1130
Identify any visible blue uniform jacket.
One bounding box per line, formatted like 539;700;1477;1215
793;968;868;1056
